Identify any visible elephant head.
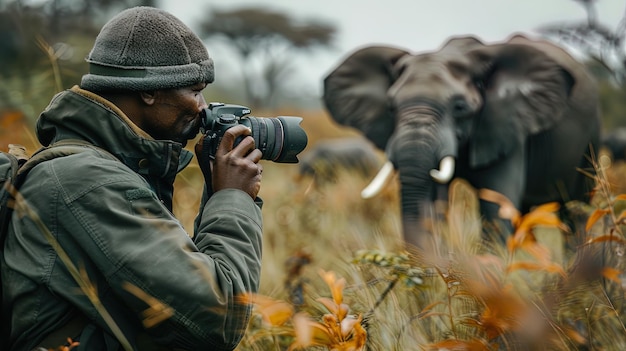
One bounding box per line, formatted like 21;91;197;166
322;34;583;250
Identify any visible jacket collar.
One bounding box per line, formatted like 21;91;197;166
36;86;194;181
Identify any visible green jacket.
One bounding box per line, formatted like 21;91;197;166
1;86;263;351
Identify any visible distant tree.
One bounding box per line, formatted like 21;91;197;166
581;59;626;128
598;80;626;128
538;0;626;85
0;0;156;116
0;0;157;76
198;7;336;108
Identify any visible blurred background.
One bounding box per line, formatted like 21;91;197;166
3;0;626;192
2;0;626;127
3;1;626;348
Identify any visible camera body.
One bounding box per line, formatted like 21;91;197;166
200;102;307;163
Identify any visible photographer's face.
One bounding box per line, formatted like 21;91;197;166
141;83;208;145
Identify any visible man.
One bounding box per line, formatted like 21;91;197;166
1;6;264;351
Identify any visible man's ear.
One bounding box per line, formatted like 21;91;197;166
139;90;157;105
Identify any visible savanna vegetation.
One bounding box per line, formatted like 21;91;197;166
3;1;626;350
9;107;626;350
230;124;626;351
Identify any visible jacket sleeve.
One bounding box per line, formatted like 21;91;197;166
44;157;263;350
190;188;264;346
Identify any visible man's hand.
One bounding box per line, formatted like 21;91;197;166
195;125;263;199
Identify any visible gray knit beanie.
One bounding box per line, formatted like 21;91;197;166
80;6;214;91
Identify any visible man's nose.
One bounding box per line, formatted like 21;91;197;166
198;93;208;109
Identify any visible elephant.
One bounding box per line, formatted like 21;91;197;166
601;127;626;162
322;33;601;251
298;137;382;185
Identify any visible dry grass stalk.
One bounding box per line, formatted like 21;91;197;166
235;166;626;350
6;108;626;349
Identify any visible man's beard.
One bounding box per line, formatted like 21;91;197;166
178;118;201;145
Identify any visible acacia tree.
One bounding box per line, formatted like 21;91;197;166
198;7;336;108
0;0;156;118
538;0;626;84
537;1;626;129
1;0;157;75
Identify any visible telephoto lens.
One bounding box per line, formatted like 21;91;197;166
200;103;308;163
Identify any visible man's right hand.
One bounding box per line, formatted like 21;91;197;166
195;125;263;199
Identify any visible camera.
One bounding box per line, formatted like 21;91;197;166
200;102;308;163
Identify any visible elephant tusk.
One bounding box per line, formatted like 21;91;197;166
429;156;455;184
361;161;396;199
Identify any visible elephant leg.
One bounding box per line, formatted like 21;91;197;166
524;128;597;251
466;146;526;243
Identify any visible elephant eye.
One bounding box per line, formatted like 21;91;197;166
473;78;485;91
451;95;472;117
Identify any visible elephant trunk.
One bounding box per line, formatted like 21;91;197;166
389;113;458;250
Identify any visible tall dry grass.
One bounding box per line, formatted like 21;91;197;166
184;110;626;350
7;107;626;350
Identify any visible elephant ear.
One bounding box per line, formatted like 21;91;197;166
323;46;409;150
468;44;576;168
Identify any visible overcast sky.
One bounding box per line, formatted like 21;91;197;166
160;0;626;100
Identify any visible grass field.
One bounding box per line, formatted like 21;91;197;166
7;108;626;350
170;109;626;350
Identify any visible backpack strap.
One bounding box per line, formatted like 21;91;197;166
1;140;118;350
0;146;30;350
3;140;118;208
0;150;21;244
1;139;119;256
7;144;29;166
18;139;118;178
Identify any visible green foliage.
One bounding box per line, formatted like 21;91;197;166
598;80;626;129
0;0;157;121
579;59;626;131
